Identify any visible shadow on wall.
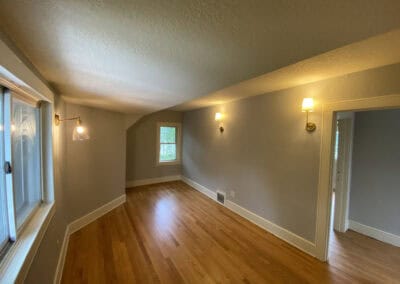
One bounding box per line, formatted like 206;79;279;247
25;99;127;283
182;62;400;245
126;110;183;183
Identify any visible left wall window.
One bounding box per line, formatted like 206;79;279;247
12;98;42;228
0;88;42;255
0;88;9;253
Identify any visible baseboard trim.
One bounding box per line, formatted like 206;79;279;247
53;226;69;284
68;194;126;234
54;194;126;283
348;220;400;247
181;176;217;200
181;176;316;257
225;200;316;256
126;175;182;188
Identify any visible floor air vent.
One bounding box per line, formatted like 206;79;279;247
216;191;225;204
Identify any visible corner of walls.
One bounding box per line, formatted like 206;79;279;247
124;113;143;130
54;193;126;284
2;22;67;282
181;63;400;263
24;95;68;283
126;110;183;186
0;31;54;102
126;175;182;188
63;103;126;222
26;99;128;283
348;109;400;245
348;220;400;247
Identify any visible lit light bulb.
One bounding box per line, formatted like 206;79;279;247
215;112;223;121
73;118;89;141
302;98;314;112
11;124;16;132
76;126;85;134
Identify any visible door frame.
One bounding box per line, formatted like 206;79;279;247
315;94;400;261
333;112;354;233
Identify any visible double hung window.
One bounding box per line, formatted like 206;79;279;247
0;88;42;256
156;122;181;165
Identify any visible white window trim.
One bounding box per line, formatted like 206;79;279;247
0;89;55;282
0;203;54;283
156;122;182;166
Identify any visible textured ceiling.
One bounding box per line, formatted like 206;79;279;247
1;1;400;114
173;29;400;110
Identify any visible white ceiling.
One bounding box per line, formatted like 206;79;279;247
1;1;400;114
173;29;400;110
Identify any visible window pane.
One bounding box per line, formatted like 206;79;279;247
0;92;9;250
160;126;176;143
159;144;176;162
12;100;41;228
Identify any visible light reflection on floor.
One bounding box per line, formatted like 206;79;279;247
153;196;177;235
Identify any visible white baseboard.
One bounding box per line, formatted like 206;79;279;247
225;201;316;256
68;194;126;234
181;176;316;257
54;194;126;283
181;176;217;200
126;175;182;188
348;220;400;247
53;227;69;284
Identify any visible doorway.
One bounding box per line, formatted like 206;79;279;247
315;95;400;262
330;112;354;234
326;107;400;282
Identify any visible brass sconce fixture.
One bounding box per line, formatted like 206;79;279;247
302;98;316;132
215;112;224;133
55;114;90;141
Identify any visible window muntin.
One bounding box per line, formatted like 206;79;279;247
159;126;177;162
157;123;181;165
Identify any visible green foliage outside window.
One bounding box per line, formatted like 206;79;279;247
160;126;176;161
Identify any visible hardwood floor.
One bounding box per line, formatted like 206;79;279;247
62;181;400;283
329;229;400;283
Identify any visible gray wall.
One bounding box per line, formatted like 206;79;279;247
24;95;68;284
349;109;400;236
2;32;124;283
183;63;400;242
126;110;183;182
63;103;126;221
25;99;126;283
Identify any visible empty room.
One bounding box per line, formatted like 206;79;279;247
0;1;400;283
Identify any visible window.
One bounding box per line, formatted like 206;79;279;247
0;86;56;282
157;122;181;165
0;82;53;282
0;90;8;252
12;98;42;228
0;89;43;256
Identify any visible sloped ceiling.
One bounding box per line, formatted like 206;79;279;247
1;0;400;114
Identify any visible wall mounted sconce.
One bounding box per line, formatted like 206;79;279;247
55;114;90;141
215;112;224;133
302;98;316;132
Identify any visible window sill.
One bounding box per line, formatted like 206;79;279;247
0;202;55;283
157;160;181;166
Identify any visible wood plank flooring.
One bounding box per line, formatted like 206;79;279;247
61;181;400;283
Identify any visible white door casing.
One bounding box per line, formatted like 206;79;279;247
315;94;400;261
333;114;354;232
